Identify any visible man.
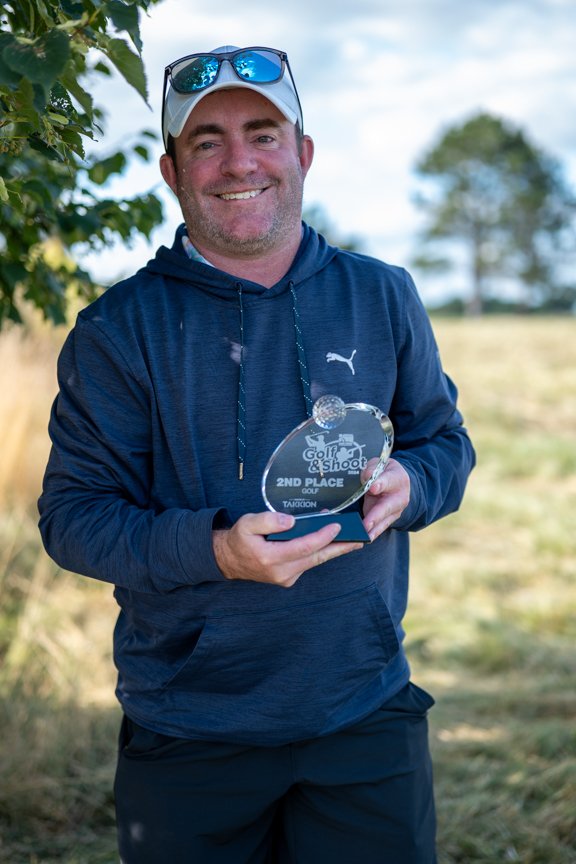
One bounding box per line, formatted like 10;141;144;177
39;45;475;863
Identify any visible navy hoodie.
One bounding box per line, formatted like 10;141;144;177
39;223;475;745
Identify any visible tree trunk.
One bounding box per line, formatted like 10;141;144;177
466;233;483;316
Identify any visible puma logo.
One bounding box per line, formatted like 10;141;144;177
326;349;357;375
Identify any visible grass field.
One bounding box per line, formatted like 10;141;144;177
0;317;575;863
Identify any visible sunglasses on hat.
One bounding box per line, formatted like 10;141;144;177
162;46;303;147
168;47;290;92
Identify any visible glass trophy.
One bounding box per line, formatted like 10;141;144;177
262;395;394;542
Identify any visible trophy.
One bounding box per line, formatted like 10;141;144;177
262;395;394;542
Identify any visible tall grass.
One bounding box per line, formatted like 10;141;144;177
0;324;120;863
0;316;575;862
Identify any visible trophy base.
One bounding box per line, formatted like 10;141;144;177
266;512;370;543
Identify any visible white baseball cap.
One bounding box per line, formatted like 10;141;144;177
162;45;303;149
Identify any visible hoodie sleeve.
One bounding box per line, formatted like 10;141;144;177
38;317;229;594
387;272;476;531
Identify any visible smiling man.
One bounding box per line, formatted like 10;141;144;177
160;89;312;282
39;45;475;864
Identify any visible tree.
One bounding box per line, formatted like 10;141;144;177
0;0;165;326
302;204;363;252
412;113;576;315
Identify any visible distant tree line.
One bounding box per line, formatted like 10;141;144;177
412;112;576;315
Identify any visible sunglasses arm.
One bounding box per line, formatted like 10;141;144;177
285;56;304;134
161;66;170;151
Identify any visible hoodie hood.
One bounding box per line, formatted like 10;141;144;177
141;221;339;301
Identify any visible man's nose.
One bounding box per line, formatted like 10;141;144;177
220;137;258;178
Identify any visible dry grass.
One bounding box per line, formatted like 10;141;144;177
0;316;575;862
0;324;120;863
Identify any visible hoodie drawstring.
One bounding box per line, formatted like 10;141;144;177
236;281;246;480
289;281;313;419
235;280;312;479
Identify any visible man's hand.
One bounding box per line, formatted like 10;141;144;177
213;512;363;588
361;458;411;542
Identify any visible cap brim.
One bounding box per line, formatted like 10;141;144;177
163;64;302;147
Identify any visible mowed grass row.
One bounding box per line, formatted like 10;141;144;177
0;317;575;862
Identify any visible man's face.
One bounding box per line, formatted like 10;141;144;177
160;88;313;258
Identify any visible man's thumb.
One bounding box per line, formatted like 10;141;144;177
242;511;295;536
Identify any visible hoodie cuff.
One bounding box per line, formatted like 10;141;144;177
387;458;424;532
176;507;232;585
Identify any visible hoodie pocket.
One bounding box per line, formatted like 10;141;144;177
161;583;400;741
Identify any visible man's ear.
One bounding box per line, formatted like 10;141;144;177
299;135;314;181
160;153;178;196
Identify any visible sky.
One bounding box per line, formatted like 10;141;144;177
80;0;576;305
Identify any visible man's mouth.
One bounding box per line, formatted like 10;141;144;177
217;188;265;201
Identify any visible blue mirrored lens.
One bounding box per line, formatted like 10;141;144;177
232;50;282;82
172;56;219;92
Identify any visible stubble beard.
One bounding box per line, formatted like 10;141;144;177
176;166;304;259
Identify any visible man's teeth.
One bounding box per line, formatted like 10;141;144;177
218;189;263;200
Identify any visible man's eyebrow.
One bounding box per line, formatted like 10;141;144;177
187;118;283;142
187;123;226;140
242;119;282;133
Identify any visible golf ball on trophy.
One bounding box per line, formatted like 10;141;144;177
312;395;346;430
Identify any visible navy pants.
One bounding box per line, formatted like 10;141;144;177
115;682;437;864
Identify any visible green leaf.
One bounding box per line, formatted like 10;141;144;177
93;61;111;75
28;133;65;161
0;33;21;87
22;177;53;208
34;0;57;29
106;1;139;33
59;0;85;16
0;175;8;202
44;301;68;325
141;129;157;139
133;144;148;160
32;82;47;112
0;260;28;290
105;38;147;102
3;30;71;99
59;125;85;158
87;149;127;184
105;1;142;53
0;295;23;326
48;110;69;124
70;121;95;140
14;78;42;130
60;64;93;116
50;81;75;117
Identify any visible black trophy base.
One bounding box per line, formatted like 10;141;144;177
266;511;370;543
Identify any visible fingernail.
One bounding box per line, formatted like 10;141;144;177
279;513;294;527
332;524;341;537
367;522;374;532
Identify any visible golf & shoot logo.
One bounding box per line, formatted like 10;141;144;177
303;432;367;474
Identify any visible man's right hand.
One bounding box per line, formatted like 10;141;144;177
213;512;363;588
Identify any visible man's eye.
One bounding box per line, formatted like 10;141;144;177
198;141;214;150
257;135;273;143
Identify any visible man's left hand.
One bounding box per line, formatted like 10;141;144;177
361;458;411;542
